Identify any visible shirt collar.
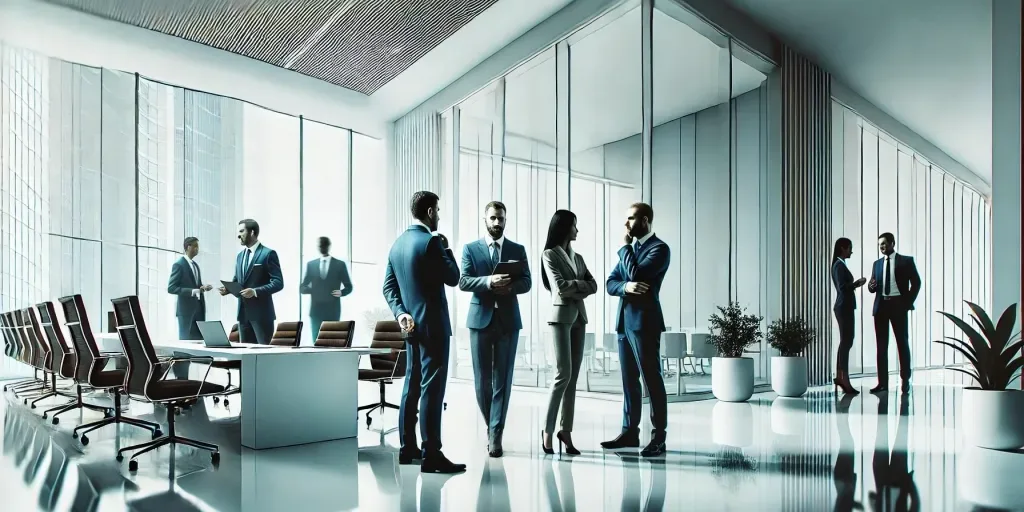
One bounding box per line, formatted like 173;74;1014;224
244;241;262;253
635;231;655;246
485;235;505;247
885;252;898;260
184;254;195;264
411;220;433;234
320;254;332;261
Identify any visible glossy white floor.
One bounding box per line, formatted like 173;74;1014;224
1;369;1022;511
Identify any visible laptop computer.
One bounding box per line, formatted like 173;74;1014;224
196;321;272;349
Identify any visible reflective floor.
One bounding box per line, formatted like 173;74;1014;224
1;370;1022;511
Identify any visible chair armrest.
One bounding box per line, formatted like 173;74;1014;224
388;349;406;380
94;354;125;362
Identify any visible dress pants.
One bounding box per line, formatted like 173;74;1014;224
399;334;450;456
469;315;519;433
618;329;667;433
544;318;585;433
174;315;202;379
873;299;912;382
238;314;275;345
834;306;856;374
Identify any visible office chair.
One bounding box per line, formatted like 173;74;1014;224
314;321;355;347
3;311;42;393
270;321;303;346
38;301;114;423
111;295;224;471
25;302;78;411
357;320;406;428
13;308;53;402
58;295;162;446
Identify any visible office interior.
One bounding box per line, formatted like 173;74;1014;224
0;0;1021;510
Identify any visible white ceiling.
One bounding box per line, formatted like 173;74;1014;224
724;0;992;181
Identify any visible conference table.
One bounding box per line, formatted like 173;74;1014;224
96;333;390;450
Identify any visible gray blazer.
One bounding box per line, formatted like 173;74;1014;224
541;247;598;324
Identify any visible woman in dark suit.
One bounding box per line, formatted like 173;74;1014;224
540;210;598;455
832;237;866;395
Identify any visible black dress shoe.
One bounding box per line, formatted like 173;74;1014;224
600;429;640;449
398;450;422;465
640;439;666;457
489;429;503;457
421;452;466;474
869;384;888;394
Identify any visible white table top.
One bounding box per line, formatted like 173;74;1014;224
95;333;391;359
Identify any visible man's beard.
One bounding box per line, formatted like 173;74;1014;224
487;225;504;239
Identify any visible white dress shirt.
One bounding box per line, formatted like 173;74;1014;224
319;255;331;279
184;255;202;299
623;231;656;250
485;235;506;301
883;253;901;297
242;241;262;297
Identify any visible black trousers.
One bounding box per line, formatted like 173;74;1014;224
174;314;203;379
834;307;855;374
873;299;912;382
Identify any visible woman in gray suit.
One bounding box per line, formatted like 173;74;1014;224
540;210;598;455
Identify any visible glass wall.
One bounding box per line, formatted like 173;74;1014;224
439;0;777;395
830;101;991;376
0;40;384;375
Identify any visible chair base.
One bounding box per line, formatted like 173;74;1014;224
116;403;219;471
42;385;114;424
73;389;162;445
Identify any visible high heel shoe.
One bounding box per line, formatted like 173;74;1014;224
541;431;554;455
556;431;581;455
834;371;860;395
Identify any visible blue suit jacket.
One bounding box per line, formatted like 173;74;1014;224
300;257;353;319
232;244;284;321
606;235;671;333
831;258;857;311
168;257;205;321
458;239;531;330
868;253;921;315
382;225;460;341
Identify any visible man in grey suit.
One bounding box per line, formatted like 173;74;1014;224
301;237;353;342
167;236;213;379
458;201;531;457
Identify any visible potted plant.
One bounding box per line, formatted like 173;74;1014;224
935;301;1024;450
709;302;763;402
766;317;814;397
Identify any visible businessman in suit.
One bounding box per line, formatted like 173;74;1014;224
218;219;284;345
301;236;353;342
867;232;921;394
382;191;464;474
458;201;531;458
602;202;671;457
167;236;213;378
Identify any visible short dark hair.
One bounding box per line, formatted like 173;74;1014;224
318;236;331;246
410;191;440;221
630;202;654;224
878;232;895;245
484;201;506;214
183;237;198;251
239;219;260;237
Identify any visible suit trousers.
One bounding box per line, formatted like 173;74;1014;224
238;316;275;345
873;299;912;382
469;316;519;433
834;307;856;374
544;318;585;433
309;313;340;344
174;315;203;379
399;335;450;456
618;329;667;433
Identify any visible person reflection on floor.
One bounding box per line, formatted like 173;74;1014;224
616;453;666;512
543;459;576;512
833;393;862;511
871;393;918;511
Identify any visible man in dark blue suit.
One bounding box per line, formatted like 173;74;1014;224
458;201;531;458
301;236;353;342
602;202;670;457
218;219;284;345
866;232;921;394
382;191;464;473
167;236;213;378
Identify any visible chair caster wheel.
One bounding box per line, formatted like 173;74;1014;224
52;418;59;425
213;397;220;404
223;399;230;406
152;430;163;439
81;435;89;446
366;415;373;427
211;452;220;465
128;460;138;472
105;410;114;418
23;399;28;405
443;403;447;410
42;413;47;419
116;454;124;462
72;432;78;439
30;404;36;409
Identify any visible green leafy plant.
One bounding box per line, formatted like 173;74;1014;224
933;301;1023;390
709;302;764;358
362;307;394;343
766;317;815;357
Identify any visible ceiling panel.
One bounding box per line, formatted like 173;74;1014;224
42;0;499;95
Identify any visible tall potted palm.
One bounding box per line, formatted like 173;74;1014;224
766;317;814;397
709;302;763;402
935;301;1024;450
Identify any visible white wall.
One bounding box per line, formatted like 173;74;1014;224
991;0;1021;321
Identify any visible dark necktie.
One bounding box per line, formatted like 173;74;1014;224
883;256;891;295
491;242;500;268
243;249;251;280
192;261;203;301
633;240;640;253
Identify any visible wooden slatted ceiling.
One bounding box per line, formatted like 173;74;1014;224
43;0;499;95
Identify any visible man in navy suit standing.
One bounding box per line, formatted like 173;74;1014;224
218;219;284;345
866;232;921;394
301;236;353;342
602;202;670;457
167;236;213;378
382;191;464;473
458;201;531;458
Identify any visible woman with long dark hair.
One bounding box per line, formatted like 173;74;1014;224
540;210;598;455
832;237;866;395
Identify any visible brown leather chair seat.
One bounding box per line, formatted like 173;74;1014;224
357;368;394;380
146;380;226;401
90;369;126;388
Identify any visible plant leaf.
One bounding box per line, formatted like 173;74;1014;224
993;304;1019;354
939;311;992;366
994;357;1024;390
998;340;1024;369
965;301;998;340
939;336;979;360
933;340;981;369
945;367;982;387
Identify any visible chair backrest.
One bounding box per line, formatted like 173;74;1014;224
689;333;716;358
314;321;355;348
228;323;240;342
1;311;15;356
368;320;406;377
36;302;73;376
59;295;102;382
110;296;160;398
23;308;50;368
270;321;302;347
10;310;32;364
6;311;26;360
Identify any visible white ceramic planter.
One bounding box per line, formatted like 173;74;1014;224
959;444;1024;508
770;356;808;397
712;357;754;402
770;397;806;436
711;401;753;447
962;388;1024;450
